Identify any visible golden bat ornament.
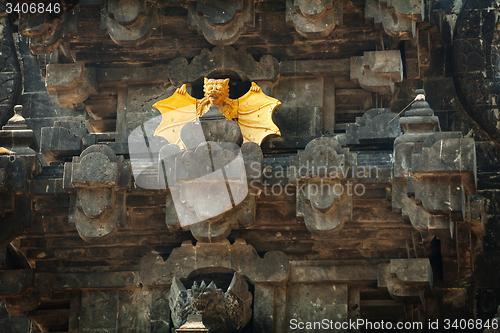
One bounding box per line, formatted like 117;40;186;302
153;78;281;147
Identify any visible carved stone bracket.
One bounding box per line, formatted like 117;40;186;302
139;239;289;286
350;50;403;94
378;259;432;304
167;46;278;83
63;145;130;242
286;0;342;38
169;272;252;333
18;8;78;55
102;0;156;46
290;137;357;236
187;0;254;45
365;0;424;39
345;108;401;145
45;63;97;108
0;106;37;247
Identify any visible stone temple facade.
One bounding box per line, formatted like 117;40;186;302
1;0;500;332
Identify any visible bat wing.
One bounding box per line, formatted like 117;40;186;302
153;85;198;148
237;83;281;145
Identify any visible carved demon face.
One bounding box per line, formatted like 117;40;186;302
203;78;230;105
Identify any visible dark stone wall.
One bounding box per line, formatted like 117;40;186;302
390;32;500;320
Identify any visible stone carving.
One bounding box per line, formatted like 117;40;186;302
187;0;254;45
350;50;403;94
0;17;22;127
392;90;477;233
63;145;130;242
102;0;156;46
286;0;342;38
365;0;424;39
169;273;252;333
290;137;357;236
0;106;36;247
378;258;433;304
154;78;281;146
345;108;401;145
167;46;279;83
139;239;289;285
452;0;500;144
45;63;97;108
17;6;78;55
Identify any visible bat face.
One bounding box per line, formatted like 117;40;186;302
203;78;230;107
